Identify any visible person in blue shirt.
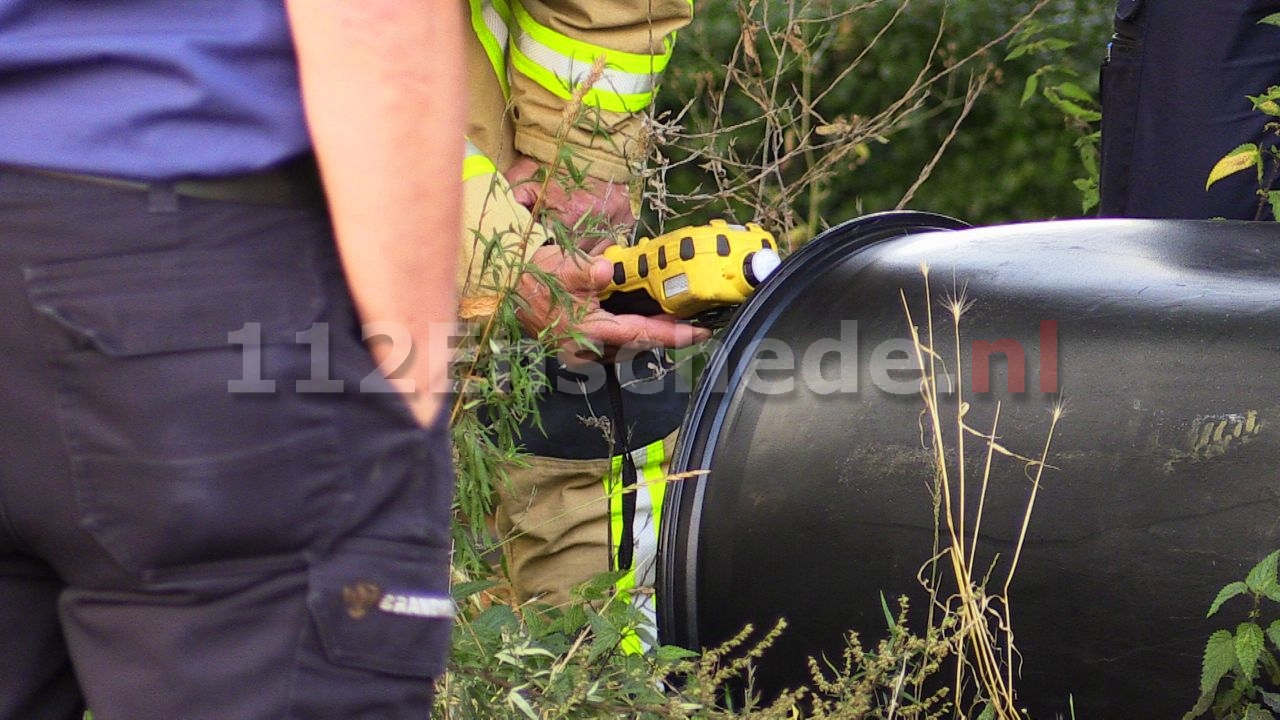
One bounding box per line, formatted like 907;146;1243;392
0;2;463;718
1099;0;1280;219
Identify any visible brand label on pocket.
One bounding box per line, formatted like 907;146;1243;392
378;591;456;619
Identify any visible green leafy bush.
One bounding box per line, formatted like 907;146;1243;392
1186;550;1280;720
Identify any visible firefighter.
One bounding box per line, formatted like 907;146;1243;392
457;0;700;644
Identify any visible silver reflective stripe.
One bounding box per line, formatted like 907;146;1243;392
481;1;509;57
628;442;661;644
513;27;658;97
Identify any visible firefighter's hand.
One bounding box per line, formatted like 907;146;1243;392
516;245;710;365
505;154;634;254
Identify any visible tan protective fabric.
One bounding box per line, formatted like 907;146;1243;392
492;453;610;605
510;0;692;182
459;0;694;300
463;13;517;169
462;0;691;603
458;170;546;302
493;431;677;605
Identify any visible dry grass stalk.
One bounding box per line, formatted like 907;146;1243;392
900;264;1062;720
647;0;1053;246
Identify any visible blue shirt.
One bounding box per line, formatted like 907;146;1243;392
0;1;311;180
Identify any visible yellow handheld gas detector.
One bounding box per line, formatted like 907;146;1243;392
599;220;781;327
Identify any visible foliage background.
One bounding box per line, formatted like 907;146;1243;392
654;0;1113;230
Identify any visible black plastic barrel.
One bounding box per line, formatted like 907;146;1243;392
659;213;1280;718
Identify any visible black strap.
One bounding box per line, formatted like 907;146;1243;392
507;351;684;460
605;363;638;573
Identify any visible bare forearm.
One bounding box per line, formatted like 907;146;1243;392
287;0;465;427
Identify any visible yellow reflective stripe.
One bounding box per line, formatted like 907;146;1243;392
633;439;664;619
644;439;666;538
604;436;669;655
634;439;665;589
509;44;656;114
629;438;666;655
603;439;667;570
606;453;626;572
629;442;660;589
606;456;639;657
469;0;511;99
619;625;644;655
512;3;672;76
508;43;574;100
463;140;498;181
509;2;671;113
579;83;657;115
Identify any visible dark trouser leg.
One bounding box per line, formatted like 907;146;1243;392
0;557;83;720
0;170;453;720
1099;0;1280;219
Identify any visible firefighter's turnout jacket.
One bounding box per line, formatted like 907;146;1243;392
458;0;693;294
458;0;694;643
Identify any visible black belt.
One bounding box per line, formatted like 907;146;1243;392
2;155;326;208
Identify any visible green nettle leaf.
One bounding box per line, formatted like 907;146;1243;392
1210;582;1252;617
1077;180;1100;214
507;688;539;720
1241;703;1275;720
471;604;520;634
976;704;996;720
511;645;559;660
1260;12;1280;26
1009;22;1043;46
452;579;499;601
1206;143;1262;190
1246;87;1280;117
1186;690;1216;720
1268;192;1280;224
586;612;622;663
1253;97;1280;117
656;644;699;663
1268;620;1280;651
1202;629;1240;695
1246;550;1279;595
1238;622;1266;681
1262;690;1280;713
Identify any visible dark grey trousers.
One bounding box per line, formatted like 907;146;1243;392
1099;0;1280;219
0;169;453;719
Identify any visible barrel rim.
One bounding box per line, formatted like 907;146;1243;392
657;210;967;650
